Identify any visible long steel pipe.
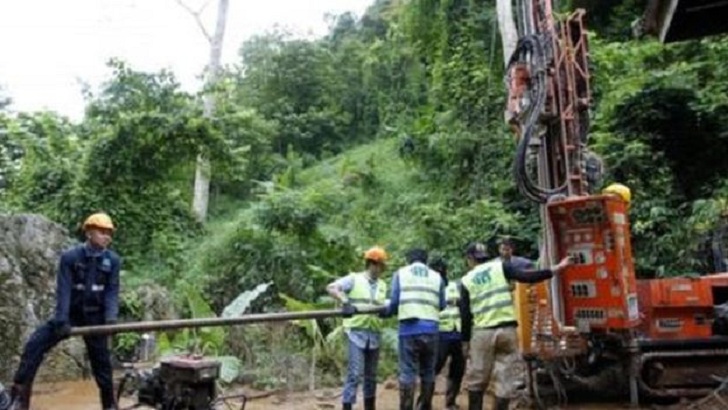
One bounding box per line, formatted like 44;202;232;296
69;306;385;337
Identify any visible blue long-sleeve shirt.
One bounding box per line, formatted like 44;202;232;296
385;267;447;336
54;243;121;325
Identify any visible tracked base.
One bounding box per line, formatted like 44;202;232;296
638;337;728;400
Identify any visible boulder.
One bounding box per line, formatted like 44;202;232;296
0;213;86;383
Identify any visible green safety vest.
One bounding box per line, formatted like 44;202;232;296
439;280;461;332
461;260;516;328
343;272;388;332
398;262;442;322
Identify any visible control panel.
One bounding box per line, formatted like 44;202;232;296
547;194;640;331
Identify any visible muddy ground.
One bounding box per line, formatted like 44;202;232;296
30;378;651;410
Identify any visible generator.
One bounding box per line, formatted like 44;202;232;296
119;355;246;410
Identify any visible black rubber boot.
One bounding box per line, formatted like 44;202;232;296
399;384;415;410
364;396;376;410
415;382;435;410
494;397;510;410
445;379;461;409
467;390;483;410
100;387;118;410
342;403;353;410
9;384;30;410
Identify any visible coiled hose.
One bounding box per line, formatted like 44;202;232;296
507;33;569;204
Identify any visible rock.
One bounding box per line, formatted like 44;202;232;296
133;284;178;322
384;377;398;390
0;214;86;383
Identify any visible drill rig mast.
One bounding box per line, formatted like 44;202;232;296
504;0;641;406
504;1;728;408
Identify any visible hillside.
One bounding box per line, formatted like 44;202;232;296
182;135;529;314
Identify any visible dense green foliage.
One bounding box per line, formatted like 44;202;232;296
2;0;728;387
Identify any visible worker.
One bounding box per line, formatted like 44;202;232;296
0;383;10;410
430;256;466;410
326;246;389;410
460;242;572;410
382;248;445;410
496;237;536;271
602;182;631;205
8;213;121;410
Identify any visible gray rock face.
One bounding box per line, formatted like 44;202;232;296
0;214;86;383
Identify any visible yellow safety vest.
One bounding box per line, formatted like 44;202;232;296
397;262;442;321
461;261;516;328
439;280;461;332
343;272;388;332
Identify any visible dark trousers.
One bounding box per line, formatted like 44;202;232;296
435;335;465;407
13;319;115;408
398;333;438;385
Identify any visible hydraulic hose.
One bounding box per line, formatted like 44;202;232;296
507;33;568;204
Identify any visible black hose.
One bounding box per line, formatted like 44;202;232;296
507;32;568;204
508;35;554;203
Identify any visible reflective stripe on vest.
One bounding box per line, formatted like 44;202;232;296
398;262;442;322
439;280;461;332
343;272;388;332
461;261;516;328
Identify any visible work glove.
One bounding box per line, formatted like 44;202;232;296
53;321;72;338
341;302;357;318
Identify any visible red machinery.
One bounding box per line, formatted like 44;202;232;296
504;0;728;407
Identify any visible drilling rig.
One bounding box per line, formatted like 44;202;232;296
504;0;728;407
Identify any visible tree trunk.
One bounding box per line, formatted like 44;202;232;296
191;0;229;222
496;0;519;68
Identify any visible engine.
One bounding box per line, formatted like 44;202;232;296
120;355;245;410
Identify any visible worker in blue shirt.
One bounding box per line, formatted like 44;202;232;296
326;246;389;410
9;213;121;410
382;248;446;410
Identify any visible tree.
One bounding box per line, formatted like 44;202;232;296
496;0;518;66
176;0;230;222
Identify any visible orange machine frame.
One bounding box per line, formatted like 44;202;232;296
637;273;728;340
547;194;640;332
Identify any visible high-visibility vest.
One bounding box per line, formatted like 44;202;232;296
397;262;442;321
343;272;388;332
439;280;461;332
461;261;516;328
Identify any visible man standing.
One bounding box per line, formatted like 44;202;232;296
497;237;536;271
460;242;571;410
326;246;389;410
383;248;446;410
9;212;121;410
430;257;465;410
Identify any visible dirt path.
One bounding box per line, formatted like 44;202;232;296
30;379;642;410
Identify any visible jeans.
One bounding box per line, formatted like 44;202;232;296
342;336;380;404
398;333;438;385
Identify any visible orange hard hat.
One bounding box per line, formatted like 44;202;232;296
82;212;115;231
364;246;388;263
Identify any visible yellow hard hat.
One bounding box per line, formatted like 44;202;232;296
83;212;115;231
602;183;631;204
364;246;388;263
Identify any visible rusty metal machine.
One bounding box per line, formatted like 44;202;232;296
54;308;383;409
504;0;728;407
118;355;245;410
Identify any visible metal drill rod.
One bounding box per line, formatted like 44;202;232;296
69;306;385;337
